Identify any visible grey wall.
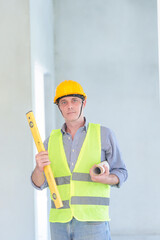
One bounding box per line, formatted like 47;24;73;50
0;1;34;240
54;0;160;238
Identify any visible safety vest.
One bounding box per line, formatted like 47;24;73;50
48;123;110;223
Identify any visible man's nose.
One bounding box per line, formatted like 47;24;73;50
67;101;73;109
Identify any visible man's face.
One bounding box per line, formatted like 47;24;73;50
58;96;86;122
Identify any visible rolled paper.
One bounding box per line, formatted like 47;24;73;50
92;161;110;175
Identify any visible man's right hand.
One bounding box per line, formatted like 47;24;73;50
32;151;51;187
35;151;51;172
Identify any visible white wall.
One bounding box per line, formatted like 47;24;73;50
29;0;55;135
29;0;55;239
1;0;159;239
158;0;160;100
54;0;160;238
0;1;34;240
0;0;55;239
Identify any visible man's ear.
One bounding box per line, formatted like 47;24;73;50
83;99;87;108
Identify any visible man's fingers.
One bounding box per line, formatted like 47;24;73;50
35;151;51;172
36;155;50;161
39;161;51;167
35;151;49;160
36;159;51;172
36;158;51;165
35;151;48;157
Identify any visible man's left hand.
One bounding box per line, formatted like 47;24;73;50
89;164;119;185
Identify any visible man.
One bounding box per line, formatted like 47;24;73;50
31;80;128;240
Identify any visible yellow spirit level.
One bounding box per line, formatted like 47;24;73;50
26;111;63;209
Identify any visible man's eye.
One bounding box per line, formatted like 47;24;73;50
73;99;78;102
61;101;67;105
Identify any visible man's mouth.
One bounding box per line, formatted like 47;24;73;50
67;112;76;115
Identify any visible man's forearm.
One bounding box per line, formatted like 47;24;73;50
105;174;119;186
31;167;45;187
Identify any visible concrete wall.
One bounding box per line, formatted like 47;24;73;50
0;1;34;240
54;0;160;238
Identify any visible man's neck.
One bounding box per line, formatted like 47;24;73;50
65;117;85;139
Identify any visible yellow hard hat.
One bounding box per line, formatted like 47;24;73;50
54;80;87;104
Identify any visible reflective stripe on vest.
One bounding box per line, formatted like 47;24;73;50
51;196;109;209
72;172;92;182
71;196;110;206
55;176;71;185
51;200;70;209
48;123;111;223
54;173;92;186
